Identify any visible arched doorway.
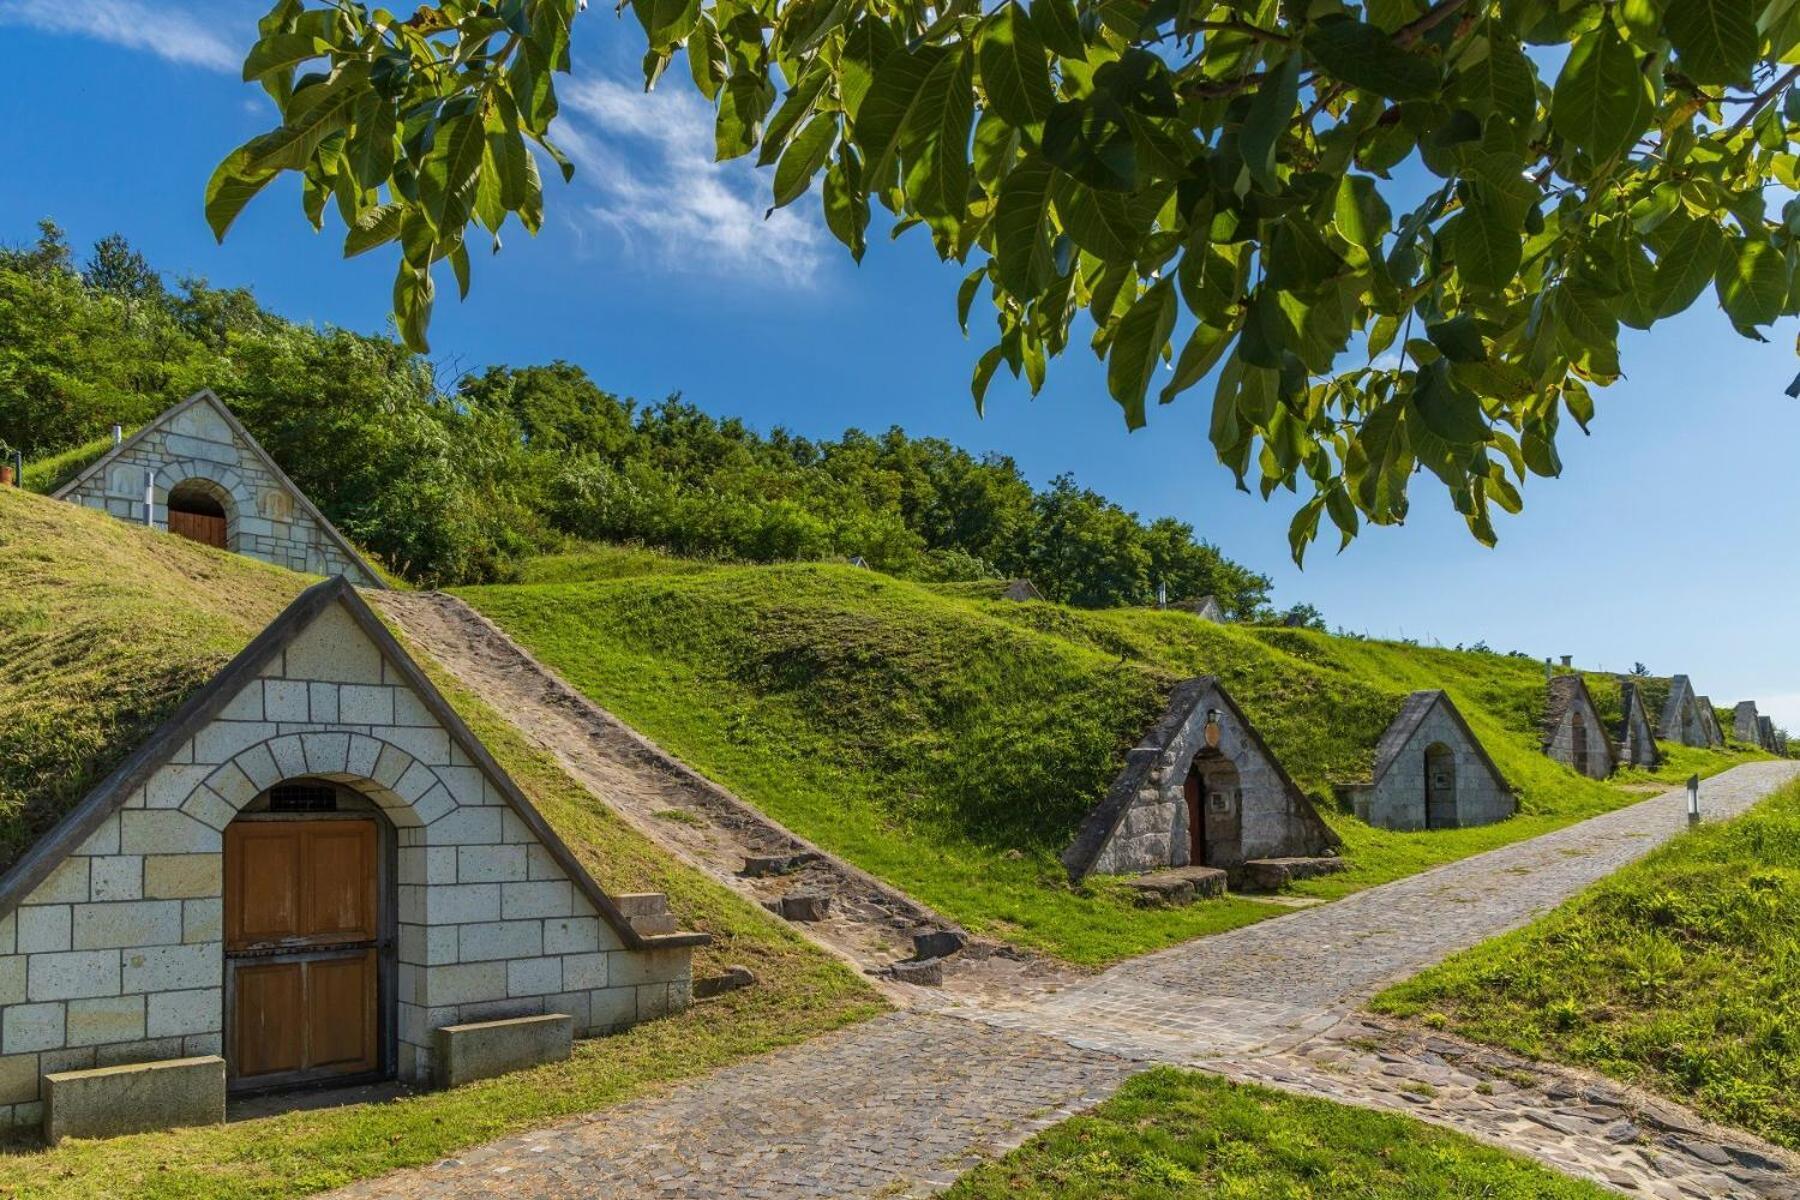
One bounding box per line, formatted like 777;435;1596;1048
1183;754;1242;867
223;778;394;1093
167;477;232;549
1424;742;1457;829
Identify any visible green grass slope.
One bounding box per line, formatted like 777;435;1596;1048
942;1067;1612;1199
458;550;1762;964
1373;777;1800;1151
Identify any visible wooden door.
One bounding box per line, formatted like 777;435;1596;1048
1189;758;1242;866
224;819;380;1089
1424;745;1457;830
1183;768;1204;865
168;509;227;548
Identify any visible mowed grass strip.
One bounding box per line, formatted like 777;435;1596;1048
941;1066;1613;1199
459;553;1761;964
1374;777;1800;1151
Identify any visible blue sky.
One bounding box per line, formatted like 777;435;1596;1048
6;1;1800;729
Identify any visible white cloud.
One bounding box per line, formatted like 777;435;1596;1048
557;77;825;286
0;0;241;71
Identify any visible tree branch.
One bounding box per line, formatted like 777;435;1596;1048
1727;64;1800;135
1394;0;1473;48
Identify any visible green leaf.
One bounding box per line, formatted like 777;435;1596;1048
1412;361;1488;443
1049;171;1140;261
994;157;1056;296
343;202;403;257
1716;237;1788;328
203;150;278;241
1031;0;1085;59
241;33;328;82
1448;30;1536;122
1551;19;1652;163
1665;0;1759;85
823;146;869;262
1651;219;1726;317
634;0;702;52
772;113;838;209
418;112;487;234
899;46;975;227
1426;315;1486;363
1303;18;1439;101
243;62;370;174
686;17;729;100
1106;277;1177;428
345;95;398;190
1333;174;1391;254
1553;283;1621;376
977;3;1055;137
717;74;776;161
853;45;948;189
392;264;434;353
971;344;1005;411
449;237;471;300
1446;209;1522;290
1160;323;1232;404
1240;54;1300;192
758;69;830;167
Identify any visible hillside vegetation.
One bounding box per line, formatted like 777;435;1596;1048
460;549;1761;964
0;488;878;1192
4;222;1269;609
1374;777;1800;1151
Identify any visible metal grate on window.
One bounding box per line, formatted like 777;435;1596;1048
267;783;337;813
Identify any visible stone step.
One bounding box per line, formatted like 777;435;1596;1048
613;892;670;918
1234;856;1347;892
629;913;679;936
1124;867;1228;906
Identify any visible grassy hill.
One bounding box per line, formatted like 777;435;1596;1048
0;488;878;1192
458;547;1763;964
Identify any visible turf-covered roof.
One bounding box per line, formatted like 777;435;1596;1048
0;487;307;873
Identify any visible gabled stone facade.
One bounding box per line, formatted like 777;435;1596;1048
1657;675;1708;747
1616;681;1662;769
1696;699;1725;748
1759;715;1778;752
1542;675;1615;779
1171;595;1225;622
1336;691;1514;831
52;391;383;587
1734;701;1762;746
1000;578;1044;602
1062;678;1338;880
0;579;699;1128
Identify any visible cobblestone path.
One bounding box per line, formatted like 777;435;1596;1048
325;740;1800;1199
328;1014;1135;1200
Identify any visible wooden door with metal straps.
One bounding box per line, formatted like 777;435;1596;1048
224;817;385;1091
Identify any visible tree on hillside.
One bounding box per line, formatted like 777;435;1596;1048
207;0;1800;560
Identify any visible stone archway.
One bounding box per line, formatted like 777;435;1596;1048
167;477;235;549
154;460;254;552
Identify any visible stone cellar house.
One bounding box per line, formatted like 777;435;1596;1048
0;577;701;1136
1335;691;1514;831
1171;595;1226;622
1695;698;1725;748
1542;675;1616;779
51;390;384;588
1615;681;1662;769
1062;677;1338;882
1734;700;1762;746
1658;675;1709;747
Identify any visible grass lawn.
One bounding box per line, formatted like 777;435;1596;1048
941;1066;1613;1199
458;553;1761;964
0;488;883;1197
1373;777;1800;1152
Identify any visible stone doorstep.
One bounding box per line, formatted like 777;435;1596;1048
1124;867;1229;907
43;1055;226;1145
763;893;831;922
692;965;757;1000
433;1013;574;1089
739;852;822;878
614;892;679;936
1233;856;1348;892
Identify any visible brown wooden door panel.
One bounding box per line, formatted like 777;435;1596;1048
233;961;305;1080
226;825;303;948
307;952;378;1075
304;825;377;943
168;509;227;548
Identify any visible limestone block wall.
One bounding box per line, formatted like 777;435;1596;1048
59;400;379;586
1353;706;1513;831
1086;687;1321;875
1545;705;1613;779
0;604;690;1128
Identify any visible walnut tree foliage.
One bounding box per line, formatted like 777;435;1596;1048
209;0;1800;559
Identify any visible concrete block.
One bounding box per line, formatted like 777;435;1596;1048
65;995;146;1047
147;989;221;1039
120;811;217;856
307;682;340;723
29;951;121;1001
182;899;222;944
43;1055;225;1144
0;1054;39;1105
457;845;526;884
18;906;72;954
431;1014;572;1089
422;962;506;1007
457;921;541;963
338;685;394;725
0;957;25;1006
88;857;143;903
560;953;608;991
121;944;218;994
422;884;500;925
3;1003;65;1054
506;957;562;998
72;901;182;950
501;882;571;920
34;859;91;906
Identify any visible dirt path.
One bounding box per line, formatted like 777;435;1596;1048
374;591;1051;996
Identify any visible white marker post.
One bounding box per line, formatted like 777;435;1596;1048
1686;773;1700;827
